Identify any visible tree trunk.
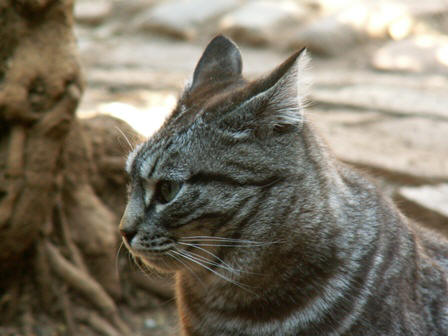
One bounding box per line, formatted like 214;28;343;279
0;1;167;334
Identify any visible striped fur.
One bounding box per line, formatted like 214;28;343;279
120;36;448;335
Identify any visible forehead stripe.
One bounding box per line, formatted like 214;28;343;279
139;153;160;179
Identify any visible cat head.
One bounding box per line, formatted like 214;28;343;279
120;36;311;273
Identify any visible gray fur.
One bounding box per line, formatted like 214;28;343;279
120;36;448;336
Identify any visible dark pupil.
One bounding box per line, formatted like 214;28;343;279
159;181;179;203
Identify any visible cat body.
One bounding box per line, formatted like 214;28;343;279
120;36;448;335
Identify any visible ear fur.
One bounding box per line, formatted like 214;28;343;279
251;48;311;129
217;48;311;135
190;35;242;91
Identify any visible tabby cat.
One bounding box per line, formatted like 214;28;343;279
120;35;448;335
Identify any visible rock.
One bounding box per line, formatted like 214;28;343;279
311;69;448;90
220;0;309;46
86;68;185;90
131;0;239;39
74;0;112;25
396;184;448;237
371;35;448;75
111;0;158;20
79;36;286;77
315;0;360;13
398;0;448;18
312;84;448;120
290;1;414;55
289;15;363;56
310;111;448;182
80;37;205;72
400;184;448;218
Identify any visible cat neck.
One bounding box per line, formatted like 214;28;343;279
175;119;419;335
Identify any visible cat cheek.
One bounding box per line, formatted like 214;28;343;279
174;219;213;237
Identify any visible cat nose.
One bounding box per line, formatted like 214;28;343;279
120;205;138;244
120;227;137;245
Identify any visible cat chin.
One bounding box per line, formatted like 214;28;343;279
138;253;181;273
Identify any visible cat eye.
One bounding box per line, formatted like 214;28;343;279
157;180;182;204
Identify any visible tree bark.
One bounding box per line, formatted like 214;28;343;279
0;1;166;334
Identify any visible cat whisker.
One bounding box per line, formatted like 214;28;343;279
114;126;134;151
179;247;241;275
127;250;135;266
167;251;206;289
115;241;124;279
182;250;231;270
177;242;236;270
181;236;268;244
179;242;270;248
172;250;257;296
181;236;283;246
132;254;169;281
132;254;151;276
182;243;264;276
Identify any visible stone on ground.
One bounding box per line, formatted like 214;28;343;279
74;0;112;25
289;1;415;55
372;35;448;74
310;111;448;182
397;0;448;18
289;15;363;55
312;85;448;119
220;0;309;46
131;0;239;39
400;184;448;219
397;184;448;236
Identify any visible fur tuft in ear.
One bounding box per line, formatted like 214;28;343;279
253;48;311;129
214;49;311;137
190;35;242;91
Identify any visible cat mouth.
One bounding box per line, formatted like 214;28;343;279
125;244;172;270
123;235;175;258
135;247;188;272
123;233;175;254
137;247;173;257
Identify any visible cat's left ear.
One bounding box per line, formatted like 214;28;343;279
189;35;242;91
245;48;311;130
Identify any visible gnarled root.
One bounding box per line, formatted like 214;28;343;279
44;240;131;334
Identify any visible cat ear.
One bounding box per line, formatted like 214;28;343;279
246;48;311;130
190;35;242;90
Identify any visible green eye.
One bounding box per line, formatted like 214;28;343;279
158;180;182;204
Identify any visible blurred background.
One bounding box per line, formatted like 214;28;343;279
2;0;446;335
75;0;448;233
